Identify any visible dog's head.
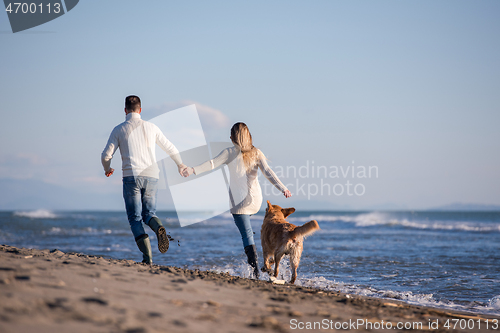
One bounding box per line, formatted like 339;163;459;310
265;200;295;219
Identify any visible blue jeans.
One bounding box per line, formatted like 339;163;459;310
123;176;158;239
232;214;255;248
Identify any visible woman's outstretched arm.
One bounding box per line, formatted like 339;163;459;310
183;148;231;177
258;152;292;198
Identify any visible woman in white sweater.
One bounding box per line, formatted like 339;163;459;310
183;122;291;278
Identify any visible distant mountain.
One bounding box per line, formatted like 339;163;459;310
428;202;500;211
282;199;353;211
0;178;122;211
263;200;409;212
3;178;498;213
362;203;410;211
0;178;178;211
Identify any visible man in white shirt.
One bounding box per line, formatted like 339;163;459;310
101;95;186;264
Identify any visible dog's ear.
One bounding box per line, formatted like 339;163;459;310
282;207;295;218
267;201;272;210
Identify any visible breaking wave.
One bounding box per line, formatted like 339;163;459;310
42;226;128;236
288;212;500;232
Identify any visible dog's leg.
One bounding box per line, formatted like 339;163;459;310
261;249;271;273
273;251;284;279
262;256;275;273
290;254;301;284
290;245;303;284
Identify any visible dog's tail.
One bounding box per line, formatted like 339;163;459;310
290;220;319;238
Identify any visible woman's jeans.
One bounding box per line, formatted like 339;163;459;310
123;176;158;239
232;214;255;248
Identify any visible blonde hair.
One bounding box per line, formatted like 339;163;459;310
230;122;261;171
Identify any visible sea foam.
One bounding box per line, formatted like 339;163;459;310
288;212;500;232
204;260;500;316
13;209;58;219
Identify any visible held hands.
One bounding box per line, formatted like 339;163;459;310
178;164;188;176
283;190;292;198
105;168;114;177
178;163;194;177
181;167;194;178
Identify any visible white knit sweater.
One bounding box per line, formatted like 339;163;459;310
193;146;288;215
101;113;183;178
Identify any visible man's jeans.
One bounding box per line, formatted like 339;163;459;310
123;176;158;239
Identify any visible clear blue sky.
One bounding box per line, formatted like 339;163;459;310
1;1;499;210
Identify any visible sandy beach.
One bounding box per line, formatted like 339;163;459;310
0;245;498;333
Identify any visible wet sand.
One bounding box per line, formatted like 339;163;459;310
0;245;498;333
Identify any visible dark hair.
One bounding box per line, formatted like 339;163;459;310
125;95;141;112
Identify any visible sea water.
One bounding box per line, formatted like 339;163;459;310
1;210;499;315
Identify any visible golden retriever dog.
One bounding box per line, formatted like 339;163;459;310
261;201;319;284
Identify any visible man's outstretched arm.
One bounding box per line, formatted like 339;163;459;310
101;129;118;177
155;128;186;174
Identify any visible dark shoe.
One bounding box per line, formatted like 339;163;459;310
148;217;169;254
244;245;260;279
135;234;153;264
